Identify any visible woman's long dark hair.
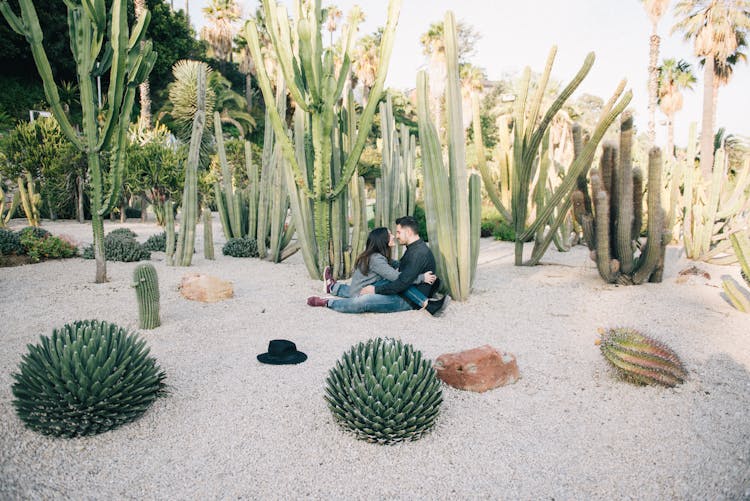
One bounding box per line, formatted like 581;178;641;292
354;227;391;275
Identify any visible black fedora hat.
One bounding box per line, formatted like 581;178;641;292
257;339;307;365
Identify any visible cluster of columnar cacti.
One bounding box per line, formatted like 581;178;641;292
417;12;481;301
681;135;750;263
203;208;215;260
244;0;401;279
1;0;156;282
17;172;40;227
484;46;631;266
375;95;417;256
599;327;686;387
722;232;750;312
173;62;208;267
0;174;21;228
325;338;443;444
133;263;160;329
574;113;668;285
12;320;166;437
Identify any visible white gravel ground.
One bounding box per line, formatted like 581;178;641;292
1;218;749;500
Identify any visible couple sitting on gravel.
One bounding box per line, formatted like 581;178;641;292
307;216;450;316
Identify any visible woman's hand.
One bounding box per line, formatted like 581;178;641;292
423;271;437;284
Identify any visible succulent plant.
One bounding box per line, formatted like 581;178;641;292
82;230;150;262
133;263;160;329
108;228;138;239
15;226;50;241
325;338;443;444
599;328;686;387
222;236;258;258
0;228;23;255
12;320;166;437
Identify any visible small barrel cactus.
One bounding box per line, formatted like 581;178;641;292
133;263;160;329
12;320;166;437
599;327;686;387
325;338;443;444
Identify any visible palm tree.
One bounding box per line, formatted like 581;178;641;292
353;30;381;105
135;0;152;128
703;31;747;129
201;0;241;63
641;0;671;146
657;58;696;158
459;63;485;130
673;0;750;179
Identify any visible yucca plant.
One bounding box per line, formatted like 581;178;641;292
325;338;442;445
12;320;166;437
598;327;686;387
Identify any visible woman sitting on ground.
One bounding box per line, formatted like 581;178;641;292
307;227;436;312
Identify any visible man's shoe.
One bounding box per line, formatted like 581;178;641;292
324;266;336;294
426;294;450;317
307;296;328;307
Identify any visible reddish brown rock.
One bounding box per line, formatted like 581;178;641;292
179;274;234;303
434;345;519;392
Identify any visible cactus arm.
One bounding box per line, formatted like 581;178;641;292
524;46;557;145
722;277;750;312
214;111;240;237
469;173;481;286
593;189;618;282
616;112;635;274
716;159;750;219
524;52;595;168
519;89;632;243
0;1;25;34
244;20;312;199
632;148;664;284
261;1;308;110
127;9;150;50
214;183;231;239
329;0;401;198
95;0;128;151
730;232;750;278
472;93;511;222
297;19;321;104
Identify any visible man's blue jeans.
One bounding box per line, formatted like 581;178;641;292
328;280;428;314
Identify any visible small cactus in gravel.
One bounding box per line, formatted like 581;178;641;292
133;263;160;329
598;327;686;387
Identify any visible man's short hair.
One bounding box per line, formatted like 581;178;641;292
395;216;419;234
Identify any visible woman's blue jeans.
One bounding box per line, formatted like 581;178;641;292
328;280;428;314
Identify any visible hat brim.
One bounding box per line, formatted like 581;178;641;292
257;352;307;365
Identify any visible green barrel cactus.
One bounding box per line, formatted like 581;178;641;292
325;338;442;444
133;263;160;329
599;328;686;387
12;320;166;437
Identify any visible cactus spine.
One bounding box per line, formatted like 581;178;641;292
17;172;40;227
1;0;156;282
245;0;401;279
416;12;480;301
578;113;668;285
133;263;160;329
375;95;417;256
501;47;631;266
203;208;214;260
599;328;686;387
174;65;207;267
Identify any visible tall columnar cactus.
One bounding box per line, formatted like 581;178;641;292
375;94;417;256
17;172;40;227
165;200;176;266
325;338;443;444
0;174;21;228
575;113;668;285
598;327;687;387
681;128;750;263
244;0;401;279
417;12;481;301
1;0;156;283
174;63;208;267
203;208;215;260
133;263;160;329
494;47;631;266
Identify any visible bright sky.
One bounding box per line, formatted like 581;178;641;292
190;0;750;147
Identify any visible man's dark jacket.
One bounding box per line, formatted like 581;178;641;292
374;239;438;307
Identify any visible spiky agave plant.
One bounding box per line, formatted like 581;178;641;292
325;338;442;444
12;320;166;437
599;328;686;387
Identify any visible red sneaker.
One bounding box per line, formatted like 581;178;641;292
307;296;328;307
324;266;336;294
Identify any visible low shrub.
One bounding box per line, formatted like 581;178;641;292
0;228;23;255
15;226;51;244
143;231;179;252
492;221;515;242
108;228;138;239
222;236;259;258
82;230;150;262
124;207;142;219
20;234;78;262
